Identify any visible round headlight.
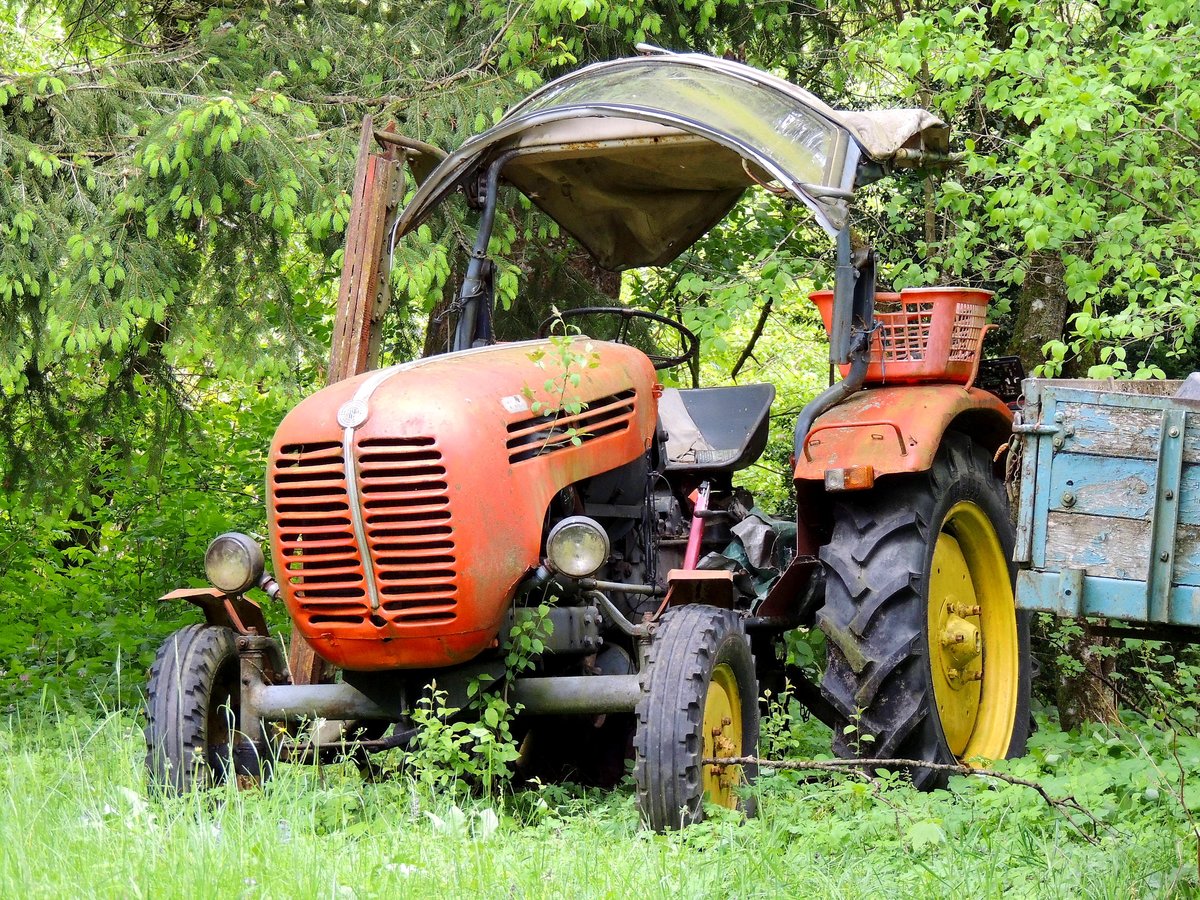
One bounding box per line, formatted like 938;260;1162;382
204;532;265;595
545;516;610;578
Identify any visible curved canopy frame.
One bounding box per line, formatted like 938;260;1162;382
394;54;947;270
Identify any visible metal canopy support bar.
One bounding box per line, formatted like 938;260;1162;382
829;227;855;365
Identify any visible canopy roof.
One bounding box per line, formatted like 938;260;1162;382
394;53;948;269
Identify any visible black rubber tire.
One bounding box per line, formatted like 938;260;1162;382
634;605;759;831
816;431;1032;789
145;624;265;793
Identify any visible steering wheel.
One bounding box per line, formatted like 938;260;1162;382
537;306;699;371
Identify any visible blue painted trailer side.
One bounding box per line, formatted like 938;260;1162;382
1013;378;1200;626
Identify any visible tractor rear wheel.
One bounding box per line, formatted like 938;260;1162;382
145;624;271;793
634;605;758;830
816;431;1031;788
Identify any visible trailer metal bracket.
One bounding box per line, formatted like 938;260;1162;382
1147;407;1186;622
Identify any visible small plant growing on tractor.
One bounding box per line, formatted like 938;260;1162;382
146;50;1031;829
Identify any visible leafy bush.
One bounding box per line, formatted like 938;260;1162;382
0;381;297;711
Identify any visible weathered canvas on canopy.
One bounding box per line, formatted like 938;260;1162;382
395;53;948;269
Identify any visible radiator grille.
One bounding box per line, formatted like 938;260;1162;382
272;437;459;629
273;441;366;626
506;389;636;464
357;437;458;625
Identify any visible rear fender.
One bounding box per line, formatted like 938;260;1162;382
792;384;1012;481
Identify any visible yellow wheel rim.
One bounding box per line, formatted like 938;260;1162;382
927;501;1019;765
702;663;743;808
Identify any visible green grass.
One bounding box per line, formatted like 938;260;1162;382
1;710;1196;899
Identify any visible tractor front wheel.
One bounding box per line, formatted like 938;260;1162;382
145;624;273;793
634;605;758;830
816;431;1031;788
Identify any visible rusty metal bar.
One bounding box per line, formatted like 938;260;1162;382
245;674;643;722
245;682;396;722
372;128;446;161
289;116;405;686
327;115;401;383
510;675;642;715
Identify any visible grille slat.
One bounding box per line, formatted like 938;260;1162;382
359;485;449;500
506;389;636;464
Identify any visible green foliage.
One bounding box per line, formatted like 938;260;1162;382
402;685;521;800
401;602;554;799
0;0;580;480
3;710;1199;895
869;0;1200;377
0;379;296;711
525;324;601;420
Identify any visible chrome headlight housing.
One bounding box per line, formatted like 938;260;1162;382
545;516;610;578
204;532;265;594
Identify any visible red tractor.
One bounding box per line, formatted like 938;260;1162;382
146;50;1031;830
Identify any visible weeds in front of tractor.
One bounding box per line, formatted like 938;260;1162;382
3;707;1198;897
383;601;555;800
10;626;1200;896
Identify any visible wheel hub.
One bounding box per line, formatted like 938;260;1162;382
702;664;743;807
940;612;982;674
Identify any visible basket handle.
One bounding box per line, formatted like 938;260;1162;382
963;323;997;391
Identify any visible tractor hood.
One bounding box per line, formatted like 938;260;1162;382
266;339;658;671
394;53;949;269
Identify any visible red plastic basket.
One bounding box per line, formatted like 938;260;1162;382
809;287;992;385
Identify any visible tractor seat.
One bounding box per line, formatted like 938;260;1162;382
658;383;776;472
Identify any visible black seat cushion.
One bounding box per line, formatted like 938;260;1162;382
659;383;775;472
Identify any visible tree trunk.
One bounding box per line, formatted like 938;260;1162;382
1054;624;1120;730
1010;251;1118;727
1008;251;1069;374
